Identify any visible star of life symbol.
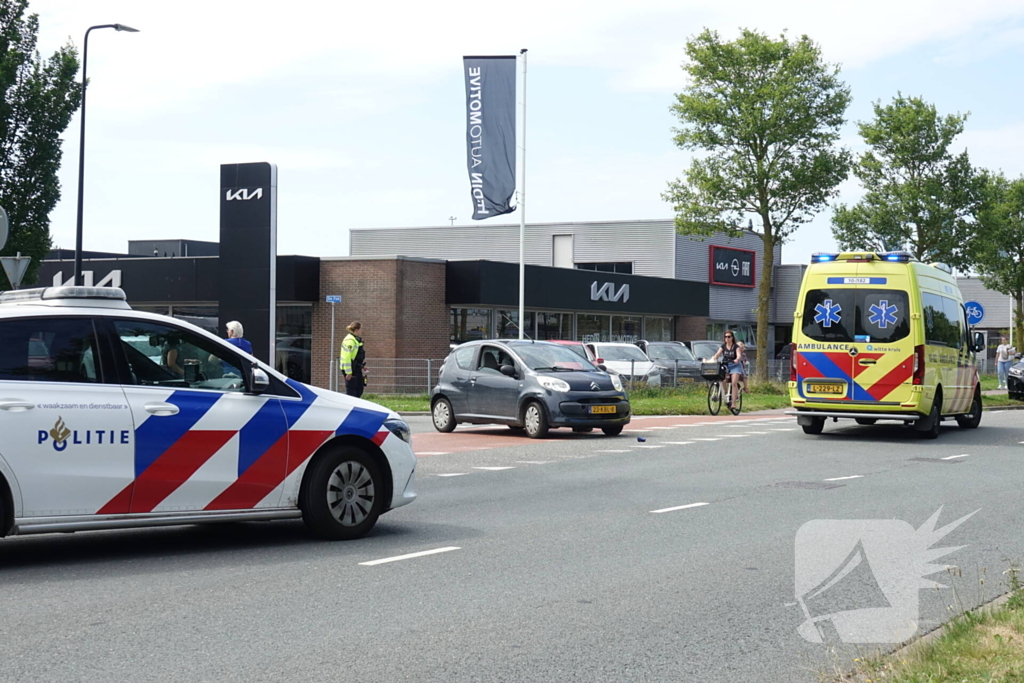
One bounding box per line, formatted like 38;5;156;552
795;507;977;644
813;299;842;328
868;300;898;329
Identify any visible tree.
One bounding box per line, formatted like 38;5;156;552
972;172;1024;346
0;0;81;289
831;95;983;269
664;29;851;380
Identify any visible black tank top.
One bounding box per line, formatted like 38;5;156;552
720;344;738;363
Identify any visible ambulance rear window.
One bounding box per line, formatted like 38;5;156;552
801;289;910;344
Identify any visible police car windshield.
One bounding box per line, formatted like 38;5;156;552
512;343;596;372
647;344;695;361
802;288;911;344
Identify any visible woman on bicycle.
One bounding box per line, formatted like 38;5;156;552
711;330;745;410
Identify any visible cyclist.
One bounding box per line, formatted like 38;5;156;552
711;330;745;411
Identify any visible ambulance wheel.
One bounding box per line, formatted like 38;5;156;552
801;418;825;435
918;402;941;440
301;446;384;540
955;392;982;429
432;397;457;432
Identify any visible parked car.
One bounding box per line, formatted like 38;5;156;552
0;286;416;541
547;339;598;366
685;340;722;362
584;342;661;387
1009;359;1024;401
430;340;630;438
635;340;700;384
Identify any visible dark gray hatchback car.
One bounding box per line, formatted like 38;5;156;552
430;340;631;438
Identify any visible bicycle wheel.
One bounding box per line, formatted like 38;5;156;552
707;381;722;415
730;386;743;416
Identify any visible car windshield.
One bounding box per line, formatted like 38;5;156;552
594;344;648;361
646;344;694;361
691;341;720;360
512;343;595;372
561;344;588;359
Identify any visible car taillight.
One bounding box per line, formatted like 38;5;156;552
912;345;925;385
790;343;797;382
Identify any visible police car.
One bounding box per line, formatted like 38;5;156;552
0;286;416;540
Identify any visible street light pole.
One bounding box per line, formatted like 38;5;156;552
73;23;139;286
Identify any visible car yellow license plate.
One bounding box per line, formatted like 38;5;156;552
809;383;844;394
589;405;616;414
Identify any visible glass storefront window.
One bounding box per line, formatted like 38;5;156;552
644;317;672;342
451;308;491;344
577;314;610;343
171;306;219;335
536;312;573;340
276;304;312;383
610;315;642;343
496;310;535;339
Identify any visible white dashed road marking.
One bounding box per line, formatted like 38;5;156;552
360;547;461;566
941;454;971;460
650;502;710;514
436;473;469;477
662;441;694;445
473;466;516;471
823;475;863;481
633;445;665;449
517;460;551;464
692;438;721;441
594;450;630;453
715;434;749;438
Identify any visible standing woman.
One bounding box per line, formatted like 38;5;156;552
711;330;744;410
340;321;367;398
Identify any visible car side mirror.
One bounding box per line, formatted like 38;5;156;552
250;365;270;394
597;364;608;372
973;331;985;354
499;364;516;378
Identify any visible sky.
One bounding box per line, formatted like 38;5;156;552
28;0;1024;266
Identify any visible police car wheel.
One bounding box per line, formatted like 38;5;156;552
955;393;982;429
801;418;824;435
301;447;383;540
432;398;457;433
523;402;549;439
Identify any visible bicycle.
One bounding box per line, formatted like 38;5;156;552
703;361;743;416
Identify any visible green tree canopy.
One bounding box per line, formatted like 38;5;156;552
0;0;81;289
664;28;851;379
831;94;982;270
973;172;1024;344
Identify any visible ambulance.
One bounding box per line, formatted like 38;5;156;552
786;251;985;438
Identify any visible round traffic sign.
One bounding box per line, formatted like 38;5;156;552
965;301;985;325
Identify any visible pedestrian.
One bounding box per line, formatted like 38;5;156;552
224;320;253;354
996;335;1015;389
737;341;749;394
340;321;367;398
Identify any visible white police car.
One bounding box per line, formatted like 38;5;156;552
0;286;416;540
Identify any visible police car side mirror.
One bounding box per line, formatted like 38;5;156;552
250;365;270;395
972;332;985;354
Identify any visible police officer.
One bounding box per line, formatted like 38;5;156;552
340;321;367;398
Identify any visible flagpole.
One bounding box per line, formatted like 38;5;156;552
518;48;527;340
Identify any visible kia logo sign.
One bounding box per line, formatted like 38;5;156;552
225;188;263;201
590;281;629;303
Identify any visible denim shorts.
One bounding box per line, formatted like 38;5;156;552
726;362;744;375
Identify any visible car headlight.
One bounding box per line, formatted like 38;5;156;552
383;418;412;444
610;373;623;391
538;376;570;392
1011;367;1024;377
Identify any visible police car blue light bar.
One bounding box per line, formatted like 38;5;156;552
811;253;838;263
0;286;128;304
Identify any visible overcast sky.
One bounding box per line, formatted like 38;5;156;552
31;0;1024;266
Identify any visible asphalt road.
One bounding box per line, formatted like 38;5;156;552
1;410;1022;682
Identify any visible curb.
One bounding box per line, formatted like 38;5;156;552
983;403;1024;411
397;411;430;416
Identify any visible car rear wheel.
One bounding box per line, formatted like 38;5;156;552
602;426;624;436
955;392;982;429
918;401;941;439
523;402;549;439
301;446;383;540
801;418;825;435
855;418;877;425
432;398;457;433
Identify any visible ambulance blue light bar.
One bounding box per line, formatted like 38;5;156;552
811;253;838;263
876;251;913;262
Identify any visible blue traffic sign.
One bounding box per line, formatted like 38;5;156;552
965;301;985;325
325;295;342;304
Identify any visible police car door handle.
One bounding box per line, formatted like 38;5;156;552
144;402;180;416
0;399;33;412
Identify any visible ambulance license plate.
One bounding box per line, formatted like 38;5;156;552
589;405;616;414
809;383;844;395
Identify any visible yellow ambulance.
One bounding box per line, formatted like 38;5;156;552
786;251;985;438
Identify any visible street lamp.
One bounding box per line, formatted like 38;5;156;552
73;23;139;286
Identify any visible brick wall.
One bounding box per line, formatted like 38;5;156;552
675;315;708;342
312;258;448;391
